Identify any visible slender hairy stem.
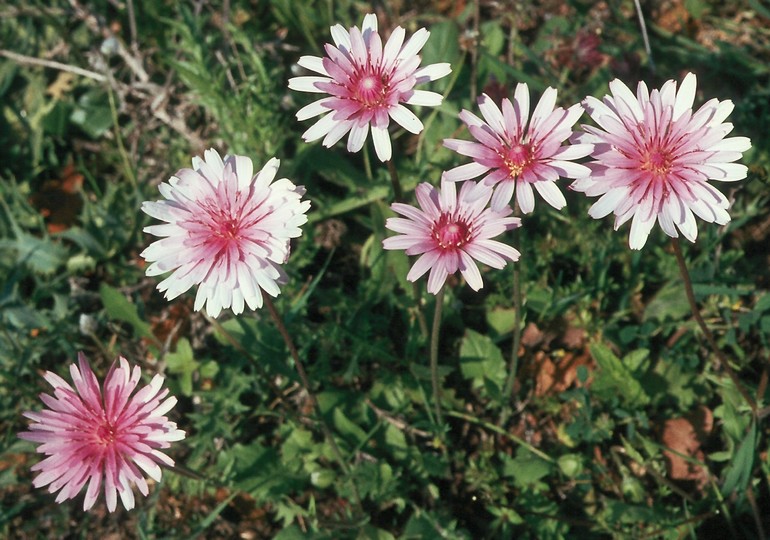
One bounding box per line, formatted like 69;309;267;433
501;259;522;423
263;296;363;511
430;287;446;427
383;160;427;338
671;238;756;413
412;282;429;340
386;159;404;203
500;199;522;425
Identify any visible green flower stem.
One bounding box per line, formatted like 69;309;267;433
500;256;522;425
263;296;364;512
430;286;445;427
384;160;428;338
500;198;522;425
671;237;756;413
386;159;404;203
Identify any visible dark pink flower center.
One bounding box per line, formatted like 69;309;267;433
96;421;118;445
351;70;388;108
213;214;241;240
641;147;673;176
432;213;472;250
503;143;534;177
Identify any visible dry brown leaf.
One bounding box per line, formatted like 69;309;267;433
529;350;592;397
521;322;544;347
661;406;713;489
31;162;83;233
46;71;75;99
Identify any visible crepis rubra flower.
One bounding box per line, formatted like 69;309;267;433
571;72;751;249
19;353;185;512
383;180;520;294
289;13;451;161
141;149;310;317
443;84;592;212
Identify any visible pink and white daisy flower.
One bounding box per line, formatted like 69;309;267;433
288;13;451;162
141;149;310;317
383;180;521;294
443;85;592;212
570;72;751;249
19;353;185;512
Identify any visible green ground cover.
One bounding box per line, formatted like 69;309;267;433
1;1;770;538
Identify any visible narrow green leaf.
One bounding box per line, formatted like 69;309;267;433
721;420;757;497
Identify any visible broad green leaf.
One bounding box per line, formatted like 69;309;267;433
357;526;395;540
70;89;113;139
643;282;690;322
459;329;506;393
503;449;552;488
165;338;198;396
333;408;368;447
2;235;67;274
486;307;517;337
99;283;155;342
590;342;650;407
755;294;770;313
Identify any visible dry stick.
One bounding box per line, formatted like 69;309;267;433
671;238;756;413
125;0;139;56
0;49;106;81
430;287;446;427
262;296;364;512
632;0;655;72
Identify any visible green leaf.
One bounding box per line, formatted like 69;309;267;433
590;342;650;407
1;234;68;274
459;329;506;395
99;283;155;342
622;349;650;374
357;526;395;540
557;454;583;478
165;338;198;396
332;408;368;447
644;282;690;322
721;421;757;498
503;449;552;489
70;89;113;139
755;294;770;313
226;442;299;501
486;307;517;337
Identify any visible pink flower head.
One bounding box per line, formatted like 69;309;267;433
141;149;310;317
570;72;751;249
19;353;185;512
383;179;521;294
443;85;592;212
288;13;451;162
